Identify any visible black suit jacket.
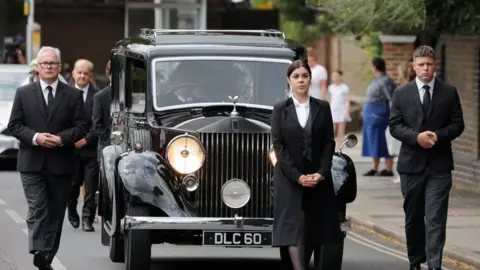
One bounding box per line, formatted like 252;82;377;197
92;85;111;154
389;79;464;173
75;84;99;158
7;80;86;174
272;97;335;182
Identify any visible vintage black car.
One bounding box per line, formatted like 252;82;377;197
97;28;358;270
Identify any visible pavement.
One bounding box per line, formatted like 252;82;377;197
0;170;467;270
341;132;480;270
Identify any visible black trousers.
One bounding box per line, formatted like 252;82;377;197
20;171;70;263
400;167;452;268
68;155;99;223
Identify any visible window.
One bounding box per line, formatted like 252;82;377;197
110;53;126;113
125;57;147;113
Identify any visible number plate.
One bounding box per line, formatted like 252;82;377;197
202;231;272;247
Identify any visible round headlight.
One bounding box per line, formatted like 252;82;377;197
166;134;205;174
268;145;277;167
221;179;251;209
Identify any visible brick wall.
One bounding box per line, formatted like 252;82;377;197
379;35;416;84
436;35;480;191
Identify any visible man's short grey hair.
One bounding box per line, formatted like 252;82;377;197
413;45;436;60
74;59;94;72
37;46;62;63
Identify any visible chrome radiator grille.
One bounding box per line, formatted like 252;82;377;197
197;132;273;218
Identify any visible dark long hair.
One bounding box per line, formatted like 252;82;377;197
287;59;312;78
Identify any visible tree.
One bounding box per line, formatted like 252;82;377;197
274;0;480;46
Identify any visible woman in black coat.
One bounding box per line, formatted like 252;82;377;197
271;60;343;269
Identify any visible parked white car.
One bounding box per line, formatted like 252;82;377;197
0;64;30;159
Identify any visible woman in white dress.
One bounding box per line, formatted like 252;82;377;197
327;70;350;140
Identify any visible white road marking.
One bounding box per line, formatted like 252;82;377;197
4;209;25;224
347;232;453;270
21;228;68;269
0;198;6;206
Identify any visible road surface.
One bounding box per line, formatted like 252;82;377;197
0;164;464;270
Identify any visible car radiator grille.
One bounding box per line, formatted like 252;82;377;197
197;132;273;218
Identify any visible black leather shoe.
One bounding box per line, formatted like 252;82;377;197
428;268;441;270
68;208;80;228
82;220;95;232
33;251;48;269
410;264;421;270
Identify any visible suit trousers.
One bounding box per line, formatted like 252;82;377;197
400;167;452;268
68;155;99;223
20;171;70;263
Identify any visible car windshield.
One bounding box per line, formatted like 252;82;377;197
0;70;27;100
152;57;291;110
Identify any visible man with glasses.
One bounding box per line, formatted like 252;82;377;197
7;46;86;270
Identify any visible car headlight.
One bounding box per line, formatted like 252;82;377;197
221;179;251;209
268;145;277;167
166;133;205;175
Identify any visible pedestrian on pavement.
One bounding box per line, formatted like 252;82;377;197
326;69;351;143
387;59;416;183
306;46;328;100
92;59;112;158
361;57;396;177
389;45;464;270
7;46;86;270
66;59;100;232
271;59;343;270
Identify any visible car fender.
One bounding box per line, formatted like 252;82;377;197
117;150;192;217
101;145;123;200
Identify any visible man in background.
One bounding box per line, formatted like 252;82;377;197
67;59;100;232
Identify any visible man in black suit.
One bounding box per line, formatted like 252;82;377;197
92;60;112;157
7;46;86;270
389;45;464;270
67;59;99;232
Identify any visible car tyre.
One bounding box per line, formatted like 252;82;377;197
124;202;151;270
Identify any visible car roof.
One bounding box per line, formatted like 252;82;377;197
0;64;30;73
113;29;304;59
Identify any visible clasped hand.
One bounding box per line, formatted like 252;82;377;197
417;131;437;149
36;133;62;148
297;173;324;187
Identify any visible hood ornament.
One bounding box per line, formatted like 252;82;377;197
228;96;239;117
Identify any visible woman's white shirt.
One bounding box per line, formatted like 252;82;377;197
291;95;310;128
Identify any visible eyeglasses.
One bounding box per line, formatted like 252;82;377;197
38;62;60;68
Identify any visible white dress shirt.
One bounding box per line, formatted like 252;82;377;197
75;84;89;102
415;76;434;104
33;79;60;145
39;79;59;104
292;94;310;128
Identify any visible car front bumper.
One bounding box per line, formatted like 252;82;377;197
124;215;273;231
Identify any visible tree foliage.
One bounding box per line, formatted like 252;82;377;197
274;0;480;44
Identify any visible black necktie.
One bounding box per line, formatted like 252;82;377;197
47;86;54;113
422;85;431;117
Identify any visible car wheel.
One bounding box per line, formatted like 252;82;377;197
124;202;151;270
109;187;125;263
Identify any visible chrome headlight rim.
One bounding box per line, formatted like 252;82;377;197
221;178;251;209
165;133;206;175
